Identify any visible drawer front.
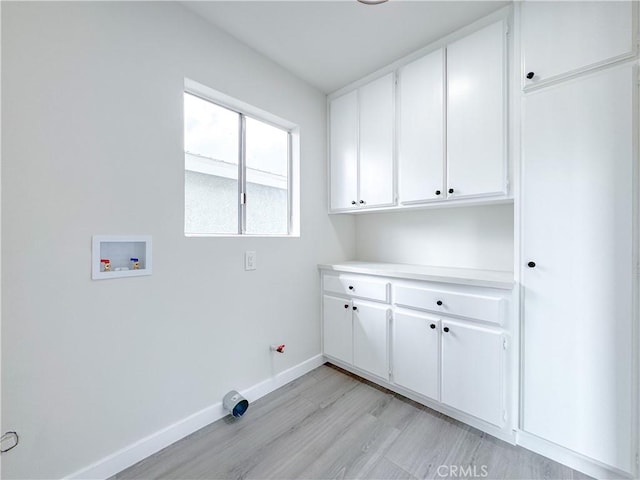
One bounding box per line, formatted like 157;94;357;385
394;285;503;325
324;274;389;302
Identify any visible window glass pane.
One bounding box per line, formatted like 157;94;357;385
184;93;239;234
184;93;238;163
185;172;238;234
245;117;289;235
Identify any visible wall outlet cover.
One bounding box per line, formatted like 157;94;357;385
245;251;256;271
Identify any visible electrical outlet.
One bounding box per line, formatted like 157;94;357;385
245;251;256;271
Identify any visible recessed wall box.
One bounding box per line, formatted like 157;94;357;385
92;235;152;280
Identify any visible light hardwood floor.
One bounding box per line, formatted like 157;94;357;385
113;364;591;480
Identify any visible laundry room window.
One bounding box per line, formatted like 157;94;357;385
184;79;299;237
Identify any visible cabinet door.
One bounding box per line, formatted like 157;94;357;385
359;73;395;208
522;2;634;88
441;320;504;427
329;90;358;210
398;49;445;204
323;295;353;364
392;311;439;400
353;301;389;380
522;65;634;472
447;21;506;199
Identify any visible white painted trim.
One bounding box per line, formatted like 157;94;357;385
0;1;3;475
516;430;634;480
632;59;640;480
522;51;638;94
64;354;325;480
508;2;522;438
185;78;297;131
635;65;640;480
329;196;513;215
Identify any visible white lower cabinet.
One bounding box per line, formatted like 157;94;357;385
323;290;390;381
391;311;505;427
322;268;513;440
441;320;504;427
353;301;389;380
392;311;440;400
322;294;353;364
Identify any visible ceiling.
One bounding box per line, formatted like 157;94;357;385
183;1;510;93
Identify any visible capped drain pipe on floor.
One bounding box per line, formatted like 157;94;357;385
223;390;249;418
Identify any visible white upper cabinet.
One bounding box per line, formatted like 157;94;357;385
359;73;395;209
329;74;395;212
329;17;510;213
447;21;506;199
398;48;445;204
329;90;358;211
521;1;635;89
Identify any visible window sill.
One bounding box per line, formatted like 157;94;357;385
184;233;300;238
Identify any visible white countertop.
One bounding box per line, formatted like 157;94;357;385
318;261;514;290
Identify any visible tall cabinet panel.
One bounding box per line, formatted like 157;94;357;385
359;73;395;208
397;49;445;204
447;21;506;198
329;90;358;211
522;65;635;473
521;1;635;87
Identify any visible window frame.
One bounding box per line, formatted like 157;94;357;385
184;78;299;237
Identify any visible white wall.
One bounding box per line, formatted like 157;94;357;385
1;2;354;478
355;204;514;271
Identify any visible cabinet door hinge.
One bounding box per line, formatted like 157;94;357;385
503;410;508;422
503;337;508;350
240;192;247;205
636;452;639;466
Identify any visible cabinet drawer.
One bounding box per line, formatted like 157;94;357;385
324;275;389;302
394;285;503;325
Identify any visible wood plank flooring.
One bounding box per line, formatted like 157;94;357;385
113;364;591;480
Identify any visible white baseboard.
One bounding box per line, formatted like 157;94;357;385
65;354;325;480
516;430;636;480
